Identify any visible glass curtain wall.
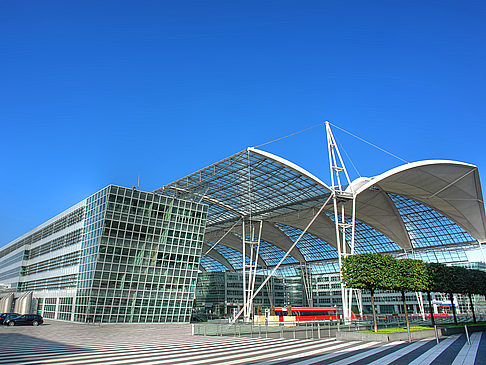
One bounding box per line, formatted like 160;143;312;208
74;186;208;323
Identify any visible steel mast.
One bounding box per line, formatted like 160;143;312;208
325;121;357;323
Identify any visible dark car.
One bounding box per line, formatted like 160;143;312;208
4;314;43;326
0;313;20;325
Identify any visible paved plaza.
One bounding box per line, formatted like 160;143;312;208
0;320;484;364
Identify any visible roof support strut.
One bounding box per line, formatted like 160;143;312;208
326;121;358;323
232;193;334;323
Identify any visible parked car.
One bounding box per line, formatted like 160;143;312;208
0;313;20;325
4;314;43;326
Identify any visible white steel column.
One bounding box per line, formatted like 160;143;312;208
326;121;356;323
348;198;357;318
300;263;313;307
231;194;334;323
416;292;426;320
71;295;76;322
264;268;274;307
411;250;426;320
250;222;262;310
244;220;262;319
356;290;363;317
242;219;248;321
479;241;486;263
54;297;60;320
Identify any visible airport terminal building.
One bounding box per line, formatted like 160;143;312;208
0;185;208;323
1;140;486;323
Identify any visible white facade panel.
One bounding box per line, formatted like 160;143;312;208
19;265;79;283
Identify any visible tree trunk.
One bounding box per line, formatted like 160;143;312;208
449;292;458;325
371;289;378;333
468;292;476;323
427;291;435;326
401;291;410;332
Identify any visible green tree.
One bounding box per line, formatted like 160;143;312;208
478;270;486;297
441;265;460;325
479;270;486;297
424;262;449;326
456;267;485;324
342;253;396;332
392;259;429;333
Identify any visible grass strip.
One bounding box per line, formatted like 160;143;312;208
357;321;486;333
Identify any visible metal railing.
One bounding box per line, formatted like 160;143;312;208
192;314;486;340
193;321;359;339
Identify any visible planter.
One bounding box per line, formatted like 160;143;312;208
439;324;486;336
336;324;486;342
336;329;437;342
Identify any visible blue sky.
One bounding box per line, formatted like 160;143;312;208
1;1;485;245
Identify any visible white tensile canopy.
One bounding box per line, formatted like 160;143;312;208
154;147;486;272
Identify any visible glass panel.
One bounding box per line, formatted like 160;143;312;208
389;194;475;248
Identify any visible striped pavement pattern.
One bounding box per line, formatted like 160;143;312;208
0;321;484;364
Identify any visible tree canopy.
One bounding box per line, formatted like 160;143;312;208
392;258;429;293
342;253;486;297
342;253;396;293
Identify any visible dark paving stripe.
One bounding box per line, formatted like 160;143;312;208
474;332;486;365
254;342;366;365
431;334;467;365
351;342;411;364
63;340;326;365
387;339;437;365
214;340;335;365
36;342;302;365
313;344;387;364
171;342;331;365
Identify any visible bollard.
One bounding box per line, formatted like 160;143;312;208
318;323;321;339
434;325;439;344
465;325;471;345
259;324;261;338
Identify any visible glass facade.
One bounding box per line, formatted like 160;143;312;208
275;223;338;261
74;185;208;323
389;193;475;248
323;211;401;253
200;255;229;272
0;185;208;323
212;244;250;270
195;271;305;316
1;181;484;322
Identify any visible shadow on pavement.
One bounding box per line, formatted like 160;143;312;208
0;333;91;364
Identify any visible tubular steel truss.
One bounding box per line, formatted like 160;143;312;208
153;122;486;322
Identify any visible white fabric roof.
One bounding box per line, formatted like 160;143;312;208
155;149;486;271
354;160;486;243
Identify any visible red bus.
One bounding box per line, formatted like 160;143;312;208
274;307;356;322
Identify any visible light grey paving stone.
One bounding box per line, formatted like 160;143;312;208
328;340;405;365
280;341;381;365
451;332;482;365
366;338;434;365
408;334;462;365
